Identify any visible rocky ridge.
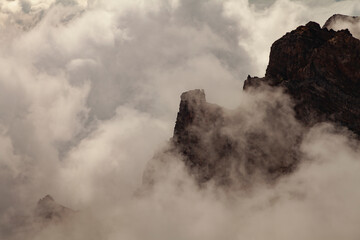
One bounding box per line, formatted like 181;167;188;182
162;16;360;186
244;21;360;135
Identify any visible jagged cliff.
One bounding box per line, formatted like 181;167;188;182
160;16;360;186
172;90;229;183
172;88;303;186
244;21;360;136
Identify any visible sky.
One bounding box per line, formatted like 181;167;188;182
0;0;360;239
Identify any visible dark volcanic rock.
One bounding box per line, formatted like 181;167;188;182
146;16;360;188
244;21;360;136
170;88;302;186
172;89;229;183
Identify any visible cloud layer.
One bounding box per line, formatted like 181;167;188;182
0;0;360;239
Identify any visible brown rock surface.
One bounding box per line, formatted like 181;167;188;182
170;89;302;186
147;16;360;187
244;21;360;136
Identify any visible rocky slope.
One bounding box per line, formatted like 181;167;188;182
156;16;360;187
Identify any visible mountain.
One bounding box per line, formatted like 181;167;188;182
244;21;360;136
170;88;302;186
145;16;360;187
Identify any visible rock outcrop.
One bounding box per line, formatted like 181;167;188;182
173;90;225;180
172;90;230;184
146;16;360;187
244;21;360;136
170;88;303;186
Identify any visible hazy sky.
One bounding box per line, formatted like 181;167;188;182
0;0;360;239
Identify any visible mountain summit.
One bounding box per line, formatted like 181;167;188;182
144;16;360;187
244;20;360;135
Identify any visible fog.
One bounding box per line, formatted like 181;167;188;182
0;0;360;239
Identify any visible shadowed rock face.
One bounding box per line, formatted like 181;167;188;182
171;89;302;186
144;16;360;188
168;17;360;186
172;89;229;183
244;21;360;136
173;90;224;169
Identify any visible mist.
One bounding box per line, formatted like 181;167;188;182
0;0;360;239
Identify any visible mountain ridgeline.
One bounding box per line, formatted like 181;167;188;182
244;20;360;135
25;15;360;226
145;15;360;188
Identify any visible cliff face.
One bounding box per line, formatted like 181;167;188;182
146;16;360;187
172;90;231;184
244;21;360;136
171;88;302;186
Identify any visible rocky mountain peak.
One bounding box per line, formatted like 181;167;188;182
180;89;206;102
146;15;360;187
174;89;208;141
305;21;321;29
245;19;360;135
263;21;353;82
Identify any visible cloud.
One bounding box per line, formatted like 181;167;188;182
0;0;359;239
324;14;360;39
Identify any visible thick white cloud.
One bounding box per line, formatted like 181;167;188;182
0;0;359;239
